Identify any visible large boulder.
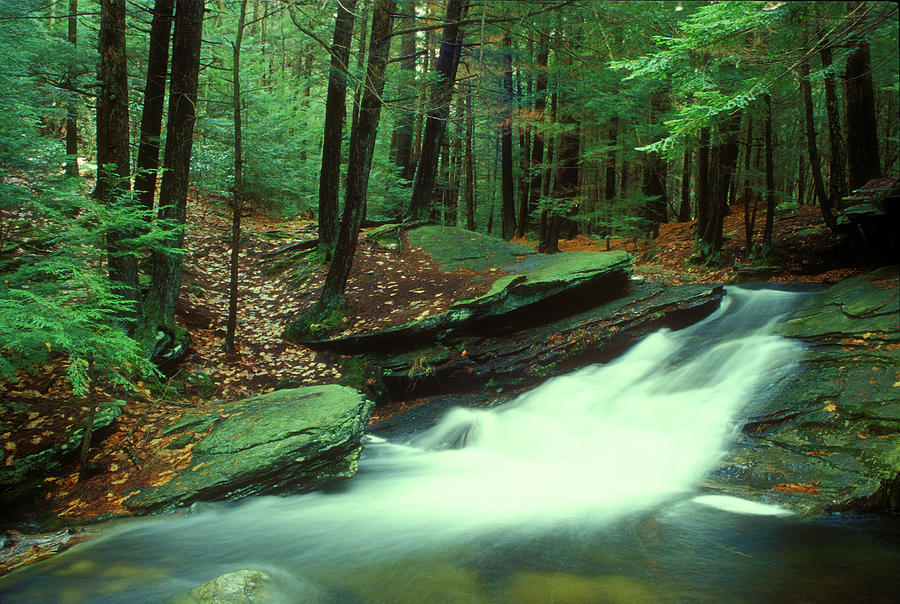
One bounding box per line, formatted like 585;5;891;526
124;385;374;513
292;225;634;352
708;267;900;515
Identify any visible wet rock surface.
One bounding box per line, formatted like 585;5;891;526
709;267;900;515
124;385;374;513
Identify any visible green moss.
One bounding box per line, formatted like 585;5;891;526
284;306;349;342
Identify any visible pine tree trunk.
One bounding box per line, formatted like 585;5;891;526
604;117;617;203
144;0;204;333
394;4;416;182
317;0;394;313
97;0;139;328
799;53;835;229
225;0;247;354
742;113;755;254
762;93;775;250
500;34;516;240
406;0;469;222
464;85;476;231
78;352;97;480
318;0;357;257
134;0;174;214
529;37;548;235
678;146;691;222
64;0;78;177
820;45;848;202
349;0;369;136
695;126;710;241
844;37;881;190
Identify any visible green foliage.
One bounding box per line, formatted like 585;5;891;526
0;189;160;393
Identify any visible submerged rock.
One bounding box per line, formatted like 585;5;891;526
709;267;900;515
172;568;329;604
125;385;374;513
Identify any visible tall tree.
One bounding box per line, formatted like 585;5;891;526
315;0;394;314
499;33;516;240
820;44;848;202
143;0;204;334
844;14;881;189
529;36;549;231
393;1;416;182
762;93;775;251
64;0;78;177
406;0;469;222
225;0;248;354
798;46;834;229
678;146;691;222
133;0;174;213
463;85;476;231
318;0;357;257
96;0;139;326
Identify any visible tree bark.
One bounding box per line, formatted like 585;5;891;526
604;117;617;203
820;45;848;202
394;3;416;182
144;0;204;333
844;37;881;190
349;0;369;137
528;36;549;234
317;0;394;313
464;85;476;231
96;0;139;327
134;0;174;214
225;0;247;354
702;113;741;255
695;126;710;241
678;146;691;222
406;0;470;222
799;53;835;229
742;113;755;253
318;0;357;257
64;0;78;177
762;93;775;250
500;33;516;240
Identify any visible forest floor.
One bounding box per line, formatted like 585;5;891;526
0;194;873;547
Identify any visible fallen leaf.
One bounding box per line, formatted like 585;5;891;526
772;480;822;494
823;403;837;412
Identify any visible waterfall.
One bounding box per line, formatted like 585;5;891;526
0;288;814;603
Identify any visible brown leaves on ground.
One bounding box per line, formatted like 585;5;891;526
772;480;822;494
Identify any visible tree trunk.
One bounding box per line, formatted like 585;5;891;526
317;0;394;313
349;0;369;136
500;34;516;240
678;146;691;222
820;45;848;202
225;0;247;354
762;93;775;251
742;113;754;254
702;113;741;255
394;4;416;182
64;0;78;177
96;0;139;327
695;126;710;240
799;52;835;229
134;0;174;214
464;85;476;231
143;0;204;333
406;0;470;222
317;0;357;257
528;36;548;236
844;37;881;190
604;117;617;203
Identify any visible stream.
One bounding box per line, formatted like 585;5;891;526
2;287;899;602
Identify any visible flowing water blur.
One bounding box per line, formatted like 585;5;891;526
3;287;900;602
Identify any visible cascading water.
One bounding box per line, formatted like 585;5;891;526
3;287;900;603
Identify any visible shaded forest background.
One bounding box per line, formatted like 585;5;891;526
1;0;898;397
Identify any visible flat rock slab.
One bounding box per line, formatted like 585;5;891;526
124;386;373;513
406;225;534;271
708;267;900;516
300;226;634;352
